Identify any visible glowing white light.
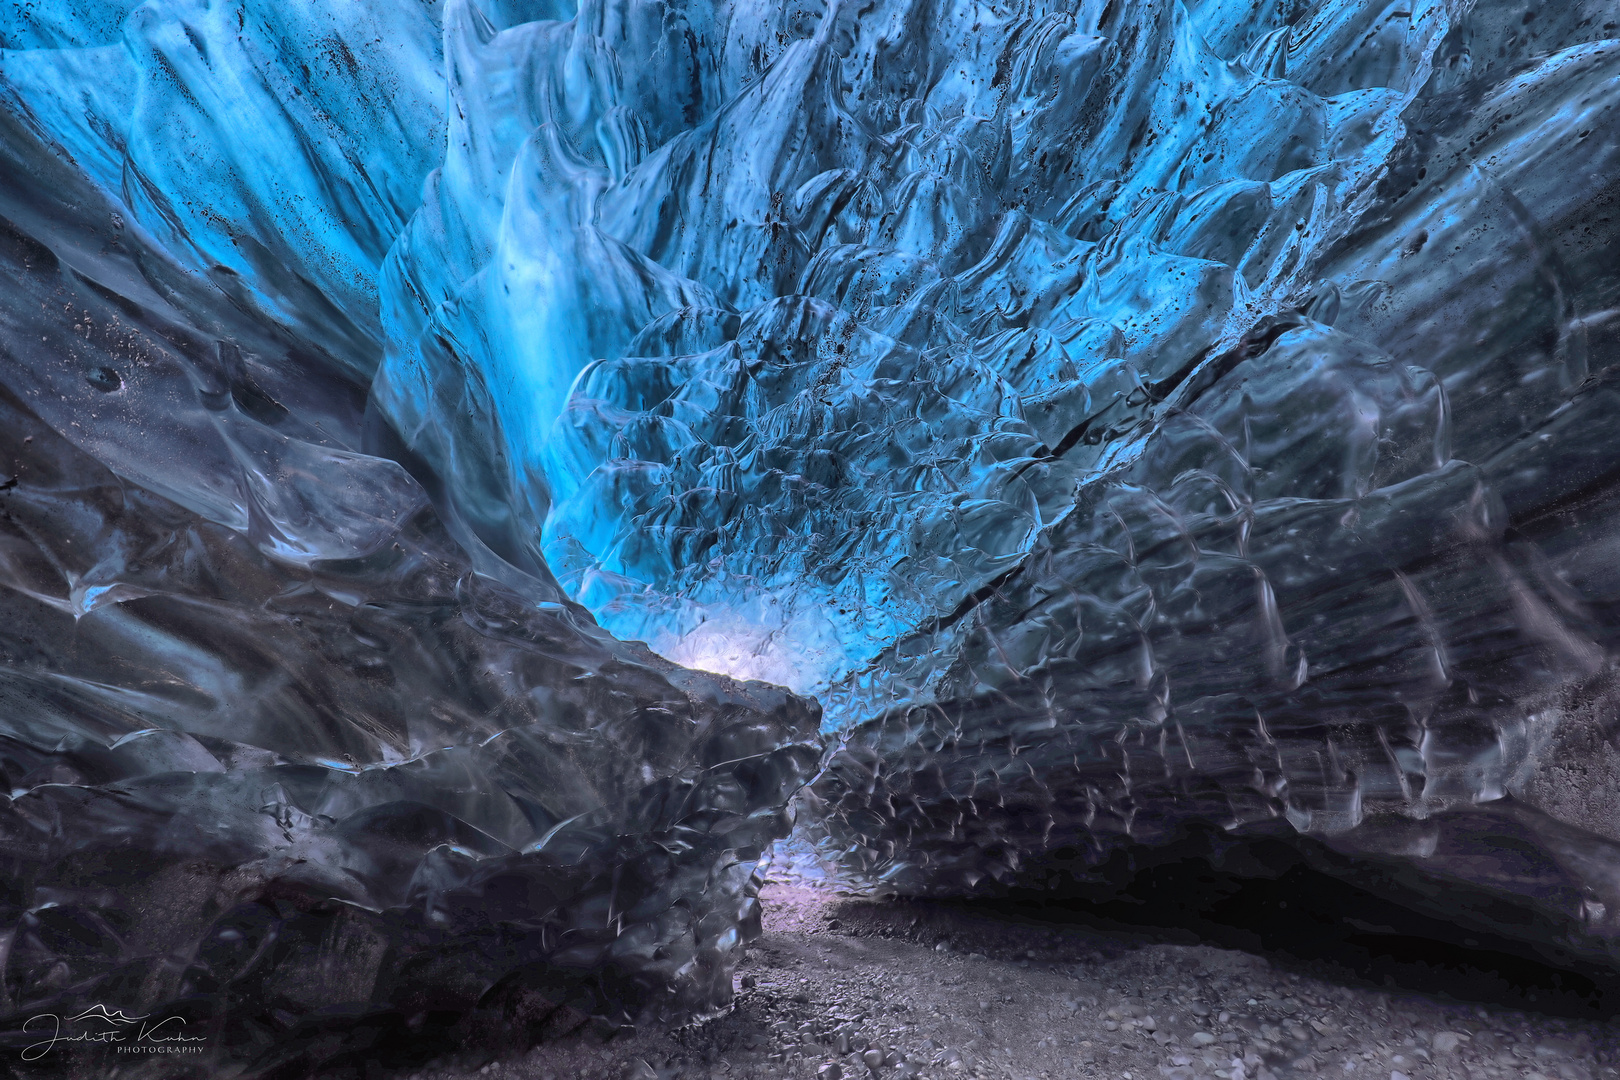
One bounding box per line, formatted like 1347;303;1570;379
649;604;844;693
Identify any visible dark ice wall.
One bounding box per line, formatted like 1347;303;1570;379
810;0;1620;960
0;46;817;1072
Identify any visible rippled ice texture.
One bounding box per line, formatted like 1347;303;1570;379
368;0;1620;954
5;0;1620;1056
359;0;1620;711
0;0;827;1059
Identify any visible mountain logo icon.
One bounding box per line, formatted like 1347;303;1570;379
65;1005;149;1025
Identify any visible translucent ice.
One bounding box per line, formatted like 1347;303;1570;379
0;10;819;1066
3;0;1620;1065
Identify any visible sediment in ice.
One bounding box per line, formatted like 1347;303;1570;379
0;76;818;1071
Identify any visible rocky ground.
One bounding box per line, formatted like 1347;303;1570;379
388;853;1620;1080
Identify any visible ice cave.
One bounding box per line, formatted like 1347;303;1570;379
1;0;1619;1076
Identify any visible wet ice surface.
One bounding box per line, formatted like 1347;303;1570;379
3;0;1620;1071
0;50;822;1069
0;359;822;1041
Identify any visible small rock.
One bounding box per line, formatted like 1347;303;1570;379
625;1062;658;1080
1535;1039;1577;1059
740;974;756;989
818;1065;843;1080
979;1000;992;1012
1432;1033;1465;1054
1391;1073;1410;1080
1192;1032;1217;1046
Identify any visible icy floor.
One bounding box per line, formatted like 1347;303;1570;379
382;873;1618;1080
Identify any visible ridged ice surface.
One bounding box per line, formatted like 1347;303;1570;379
799;0;1620;948
3;0;1620;1065
0;3;822;1067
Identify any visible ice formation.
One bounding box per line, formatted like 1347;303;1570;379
1;0;1620;1068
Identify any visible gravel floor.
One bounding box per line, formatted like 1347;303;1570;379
393;860;1620;1080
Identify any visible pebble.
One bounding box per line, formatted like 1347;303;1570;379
1432;1032;1463;1053
1192;1032;1217;1046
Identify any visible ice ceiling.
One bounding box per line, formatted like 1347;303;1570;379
1;0;1620;1068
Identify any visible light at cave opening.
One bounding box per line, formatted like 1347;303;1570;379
650;605;842;692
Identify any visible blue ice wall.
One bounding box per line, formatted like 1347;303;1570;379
358;0;1618;711
368;0;1421;692
11;1;1616;710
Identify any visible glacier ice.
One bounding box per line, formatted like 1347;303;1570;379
1;0;1620;1068
0;8;821;1066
